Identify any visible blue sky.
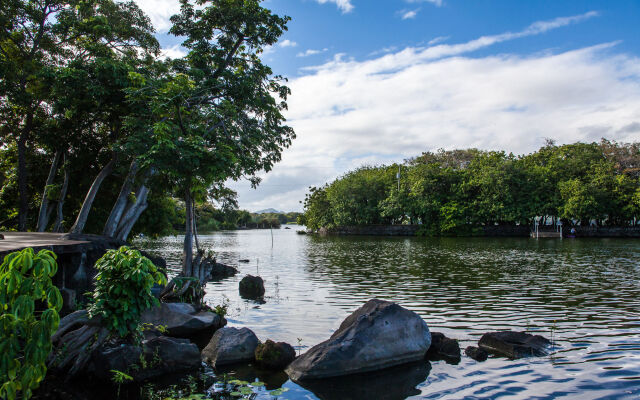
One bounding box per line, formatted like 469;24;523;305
134;0;640;212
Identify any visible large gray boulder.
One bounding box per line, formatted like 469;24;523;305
286;299;431;381
140;302;225;337
202;327;260;367
478;331;551;359
90;336;200;382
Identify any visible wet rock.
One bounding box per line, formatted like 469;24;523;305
90;336;200;382
297;361;431;400
255;340;296;370
202;327;260;367
426;332;461;364
478;331;551;359
238;259;250;263
286;299;431;380
465;346;488;362
210;262;238;279
239;275;265;299
140;302;225;338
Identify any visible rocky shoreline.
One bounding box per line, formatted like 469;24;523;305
37;294;553;400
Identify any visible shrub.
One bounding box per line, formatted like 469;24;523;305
0;248;62;400
88;246;167;338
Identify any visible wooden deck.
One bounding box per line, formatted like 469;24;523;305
0;232;124;259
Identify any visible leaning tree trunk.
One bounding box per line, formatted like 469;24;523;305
36;150;62;232
114;184;149;241
103;160;138;237
53;155;70;233
69;155;116;234
182;189;194;277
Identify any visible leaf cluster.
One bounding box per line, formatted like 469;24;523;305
88;246;166;338
0;248;62;400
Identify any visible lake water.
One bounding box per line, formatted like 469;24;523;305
138;226;640;399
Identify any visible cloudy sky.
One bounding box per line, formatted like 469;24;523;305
134;0;640;212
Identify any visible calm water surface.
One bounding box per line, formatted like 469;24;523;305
138;227;640;399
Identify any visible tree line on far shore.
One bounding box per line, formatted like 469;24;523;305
300;140;640;235
139;200;301;236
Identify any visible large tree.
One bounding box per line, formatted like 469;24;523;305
0;0;157;231
129;0;295;275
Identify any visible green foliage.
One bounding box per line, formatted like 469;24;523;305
88;246;166;338
0;248;62;400
110;369;133;384
302;141;640;234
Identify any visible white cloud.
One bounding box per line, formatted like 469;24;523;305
297;48;329;57
133;0;180;32
279;39;298;48
401;9;420;20
159;44;187;59
427;36;449;45
230;13;640;212
406;0;443;6
315;0;354;13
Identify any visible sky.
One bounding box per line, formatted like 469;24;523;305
133;0;640;212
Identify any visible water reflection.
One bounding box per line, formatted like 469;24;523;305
296;362;431;400
138;229;640;399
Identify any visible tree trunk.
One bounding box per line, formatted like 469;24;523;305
53;155;70;233
17;113;33;231
116;201;148;241
103;160;138;237
192;198;200;252
182;189;194;277
114;184;149;241
69;155;116;234
36;150;62;232
114;181;149;235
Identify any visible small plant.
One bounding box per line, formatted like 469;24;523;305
0;248;63;400
212;295;231;318
297;337;304;356
111;369;134;398
88;246;167;338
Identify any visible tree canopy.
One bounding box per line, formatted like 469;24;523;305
302;140;640;234
0;0;295;274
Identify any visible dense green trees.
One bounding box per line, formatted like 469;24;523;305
303;140;640;234
1;1;295;273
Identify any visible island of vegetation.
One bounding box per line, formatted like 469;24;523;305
300;140;640;236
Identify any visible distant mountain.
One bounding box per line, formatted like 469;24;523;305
254;208;283;214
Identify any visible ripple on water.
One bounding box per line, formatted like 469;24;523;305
137;231;640;400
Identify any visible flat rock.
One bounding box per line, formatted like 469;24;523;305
202;327;260;367
478;331;551;359
286;299;431;380
255;340;297;370
465;346;488;362
426;332;461;364
140;302;225;338
210;262;238;279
